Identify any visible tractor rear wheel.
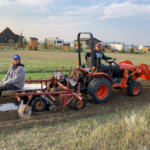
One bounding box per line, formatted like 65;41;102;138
87;78;112;104
127;81;142;96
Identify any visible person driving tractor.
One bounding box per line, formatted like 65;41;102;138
85;43;116;81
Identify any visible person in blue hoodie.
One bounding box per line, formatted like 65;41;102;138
0;54;26;97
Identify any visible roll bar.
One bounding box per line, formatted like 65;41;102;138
77;32;94;67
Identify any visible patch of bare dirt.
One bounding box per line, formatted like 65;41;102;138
0;79;150;131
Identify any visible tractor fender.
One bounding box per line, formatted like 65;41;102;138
92;72;113;85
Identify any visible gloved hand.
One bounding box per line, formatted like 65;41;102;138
112;57;116;60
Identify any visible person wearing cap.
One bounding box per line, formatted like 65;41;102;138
85;43;116;81
0;55;25;97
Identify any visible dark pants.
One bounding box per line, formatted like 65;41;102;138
0;83;20;97
99;63;113;80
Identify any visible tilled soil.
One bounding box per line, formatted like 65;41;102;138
0;79;150;131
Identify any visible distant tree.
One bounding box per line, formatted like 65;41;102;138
121;42;125;53
74;40;77;48
17;31;23;47
43;38;48;49
80;42;83;52
130;44;134;53
101;43;105;52
23;37;28;46
112;42;115;51
8;38;14;44
50;40;54;46
109;46;112;50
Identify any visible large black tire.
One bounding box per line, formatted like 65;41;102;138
31;97;47;112
87;78;112;104
72;97;86;110
127;81;142;97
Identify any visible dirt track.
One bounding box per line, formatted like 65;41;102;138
0;79;150;131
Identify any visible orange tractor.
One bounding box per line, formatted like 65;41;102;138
55;32;150;104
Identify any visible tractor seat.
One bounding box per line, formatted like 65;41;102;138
87;57;92;69
3;84;47;92
87;57;107;73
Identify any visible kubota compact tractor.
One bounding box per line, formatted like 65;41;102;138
54;32;150;104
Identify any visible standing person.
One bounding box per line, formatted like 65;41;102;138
85;43;116;81
0;55;25;97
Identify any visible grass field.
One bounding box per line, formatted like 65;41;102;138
0;105;150;150
0;50;150;70
0;50;150;150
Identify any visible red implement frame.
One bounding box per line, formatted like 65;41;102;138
15;66;82;112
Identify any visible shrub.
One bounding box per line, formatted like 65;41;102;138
18;31;23;47
34;47;38;50
109;46;112;50
130;44;134;54
111;49;115;53
101;46;105;52
121;43;126;53
42;38;48;49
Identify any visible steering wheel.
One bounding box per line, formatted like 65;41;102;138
105;58;116;64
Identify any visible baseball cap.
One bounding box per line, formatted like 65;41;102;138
96;43;102;47
13;55;20;60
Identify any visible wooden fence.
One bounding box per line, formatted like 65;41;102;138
27;44;75;51
0;44;25;50
0;43;16;46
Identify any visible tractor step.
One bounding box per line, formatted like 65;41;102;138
113;78;122;85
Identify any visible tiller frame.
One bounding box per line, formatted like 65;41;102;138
15;66;82;118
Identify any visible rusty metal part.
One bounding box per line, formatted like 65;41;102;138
35;101;45;110
49;104;56;111
23;90;35;114
18;105;31;119
40;84;43;106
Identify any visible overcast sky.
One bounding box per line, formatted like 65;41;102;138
0;0;150;45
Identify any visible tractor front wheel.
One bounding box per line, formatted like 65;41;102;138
87;78;112;104
127;81;142;96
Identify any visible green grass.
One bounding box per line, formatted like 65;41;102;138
0;50;150;71
0;50;150;150
0;72;69;81
0;105;150;150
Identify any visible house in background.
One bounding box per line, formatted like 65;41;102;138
75;38;102;49
139;45;143;50
0;27;22;43
111;43;132;51
142;46;150;52
46;37;64;46
139;45;150;51
27;37;38;50
104;42;132;51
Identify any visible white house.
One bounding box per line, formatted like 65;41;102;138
139;45;144;50
104;42;132;51
111;43;132;51
46;37;64;46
